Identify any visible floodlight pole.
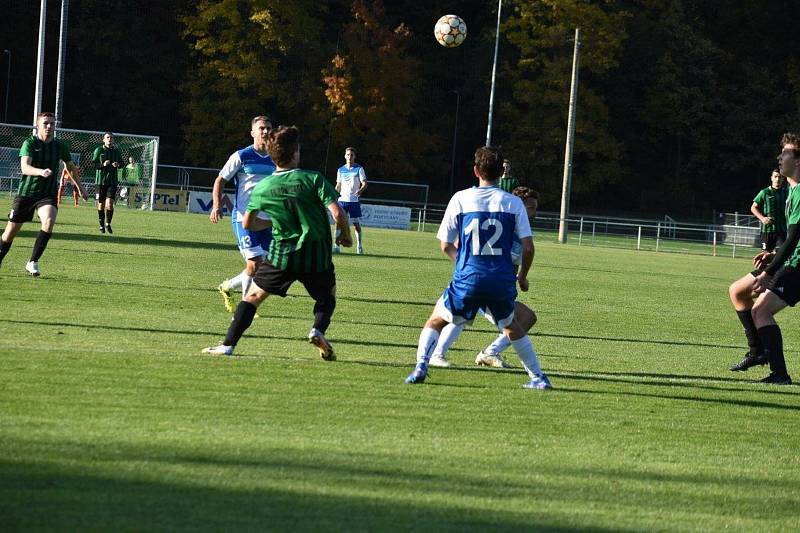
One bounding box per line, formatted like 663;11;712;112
449;89;460;195
485;0;502;146
33;0;47;124
558;28;581;244
55;0;70;128
2;50;10;122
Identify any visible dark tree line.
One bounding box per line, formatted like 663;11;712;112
2;0;798;218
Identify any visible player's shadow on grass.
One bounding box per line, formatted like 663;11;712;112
45;229;235;251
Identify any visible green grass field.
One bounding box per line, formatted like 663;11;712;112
1;199;798;531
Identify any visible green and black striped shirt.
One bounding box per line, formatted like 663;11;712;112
498;174;520;193
92;145;125;186
753;185;789;234
17;136;72;198
247;168;339;273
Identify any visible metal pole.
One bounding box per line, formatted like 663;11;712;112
485;0;502;146
449;90;460;195
33;0;47;123
55;0;69;128
558;28;581;244
2;50;9;122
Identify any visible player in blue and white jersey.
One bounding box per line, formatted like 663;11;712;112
209;116;276;312
334;147;368;254
429;187;540;369
405;146;551;389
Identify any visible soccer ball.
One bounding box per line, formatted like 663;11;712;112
434;14;467;48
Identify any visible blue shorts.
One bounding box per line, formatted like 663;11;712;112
232;220;272;260
339;201;362;221
434;283;516;328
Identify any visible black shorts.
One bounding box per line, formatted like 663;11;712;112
253;261;336;300
8;195;57;223
762;232;786;252
96;184;118;203
768;265;800;306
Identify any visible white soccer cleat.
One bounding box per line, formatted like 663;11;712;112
201;344;234;356
25;261;41;277
308;328;336;361
429;354;452;368
475;350;511;368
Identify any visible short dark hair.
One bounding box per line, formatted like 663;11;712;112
267;126;299;167
512;186;539;200
781;132;800;156
474;146;504;181
36;112;55;121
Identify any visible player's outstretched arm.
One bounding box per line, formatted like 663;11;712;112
328;201;352;246
65;162;88;200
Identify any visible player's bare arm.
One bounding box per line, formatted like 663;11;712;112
328;201;352;246
440;240;457;261
356;181;367;197
751;201;771;225
210;175;226;223
517;237;534;292
241;210;271;231
20;156;52;177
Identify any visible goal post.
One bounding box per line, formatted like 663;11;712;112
0;122;159;208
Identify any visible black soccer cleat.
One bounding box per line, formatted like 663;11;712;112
99;225;105;233
106;225;113;234
729;352;768;372
759;372;792;385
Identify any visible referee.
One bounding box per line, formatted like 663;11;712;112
0;112;86;276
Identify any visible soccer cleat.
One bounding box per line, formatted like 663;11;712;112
759;372;792;385
405;364;428;384
308;328;336;361
475;350;511;368
201;344;234;356
332;245;341;254
357;245;364;255
217;281;234;313
99;225;105;233
730;352;768;372
429;354;452;368
25;261;40;277
523;373;553;390
105;224;113;234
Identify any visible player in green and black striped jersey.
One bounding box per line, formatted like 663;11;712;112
0;112;87;277
751;169;788;252
202;125;353;359
498;159;520;193
92;132;125;233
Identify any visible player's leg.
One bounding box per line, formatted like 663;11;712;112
104;185;117;233
0;221;23;267
96;186;108;232
351;202;363;254
72;181;80;206
487;301;551;389
728;271;766;371
429;322;465;367
751;270;795;384
477;302;536;368
202;263;277;356
25;202;57;277
299;269;338;361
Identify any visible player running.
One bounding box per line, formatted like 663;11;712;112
210;116;276;313
405;146;551;389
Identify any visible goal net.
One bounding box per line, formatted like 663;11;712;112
0;122;159;208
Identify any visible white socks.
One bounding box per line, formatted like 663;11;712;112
511;336;542;377
485;332;511;355
227;271;247;291
433;322;464;357
416;327;440;366
241;275;253;300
